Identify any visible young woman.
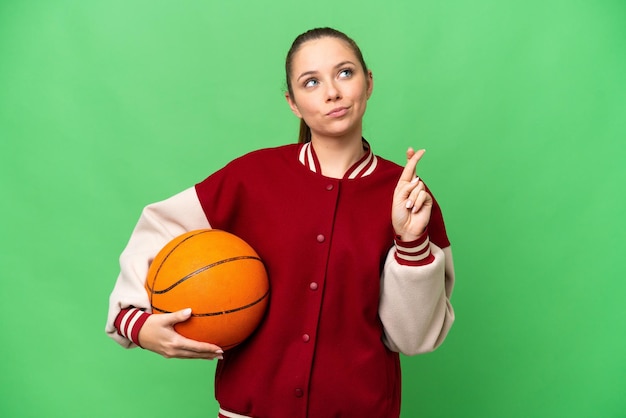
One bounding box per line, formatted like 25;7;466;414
106;27;455;418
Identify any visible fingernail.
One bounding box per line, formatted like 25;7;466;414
216;349;224;354
405;199;413;209
217;355;224;360
411;177;420;184
183;308;192;315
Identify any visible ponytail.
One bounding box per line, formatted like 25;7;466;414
298;120;311;144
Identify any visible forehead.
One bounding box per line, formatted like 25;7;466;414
291;37;358;72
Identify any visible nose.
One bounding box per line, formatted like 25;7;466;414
325;80;341;102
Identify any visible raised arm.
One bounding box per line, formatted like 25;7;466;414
379;148;455;355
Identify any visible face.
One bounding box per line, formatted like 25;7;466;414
286;37;373;141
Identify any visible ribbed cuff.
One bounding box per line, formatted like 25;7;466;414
114;307;151;347
394;229;434;266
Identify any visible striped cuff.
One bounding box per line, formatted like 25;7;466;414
394;229;434;266
114;307;151;347
219;408;253;418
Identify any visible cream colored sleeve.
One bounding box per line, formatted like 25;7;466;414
379;245;455;355
105;187;211;347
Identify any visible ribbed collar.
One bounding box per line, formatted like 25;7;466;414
297;139;378;179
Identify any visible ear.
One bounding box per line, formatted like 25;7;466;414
366;70;374;99
285;92;302;118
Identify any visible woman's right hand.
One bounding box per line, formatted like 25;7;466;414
138;308;224;360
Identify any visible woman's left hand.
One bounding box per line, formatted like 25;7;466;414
392;148;433;242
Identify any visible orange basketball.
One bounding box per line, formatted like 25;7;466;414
145;229;269;350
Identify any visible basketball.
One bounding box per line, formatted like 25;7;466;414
145;229;269;350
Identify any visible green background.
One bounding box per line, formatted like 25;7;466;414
1;1;624;417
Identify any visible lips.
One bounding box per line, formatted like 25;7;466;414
326;106;349;117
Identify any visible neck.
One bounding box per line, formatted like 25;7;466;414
310;132;365;179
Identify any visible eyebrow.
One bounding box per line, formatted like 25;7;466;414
296;60;357;82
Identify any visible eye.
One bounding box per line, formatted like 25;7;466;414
339;68;353;78
304;78;319;88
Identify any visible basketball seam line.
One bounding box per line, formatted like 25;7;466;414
147;255;263;294
147;230;208;306
151;288;269;316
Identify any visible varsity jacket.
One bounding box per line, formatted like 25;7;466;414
106;142;455;418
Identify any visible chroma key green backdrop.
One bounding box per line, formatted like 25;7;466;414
1;1;624;417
